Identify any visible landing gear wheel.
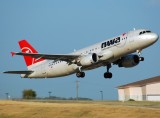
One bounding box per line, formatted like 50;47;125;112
104;64;113;79
76;72;85;78
139;57;144;61
104;72;112;79
137;50;144;61
81;72;85;78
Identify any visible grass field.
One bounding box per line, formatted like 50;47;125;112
0;100;160;118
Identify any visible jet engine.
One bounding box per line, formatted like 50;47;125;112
117;54;140;68
77;53;99;66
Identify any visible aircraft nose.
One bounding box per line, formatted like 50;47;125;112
150;33;159;43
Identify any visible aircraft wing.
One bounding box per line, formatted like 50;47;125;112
11;52;80;62
3;70;34;74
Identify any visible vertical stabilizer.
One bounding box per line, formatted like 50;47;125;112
18;40;44;68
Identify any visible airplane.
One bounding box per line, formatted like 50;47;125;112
4;29;159;79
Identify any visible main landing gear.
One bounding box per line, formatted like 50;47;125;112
76;67;85;78
104;64;112;79
76;72;85;78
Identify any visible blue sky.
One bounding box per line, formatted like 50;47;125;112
0;0;160;100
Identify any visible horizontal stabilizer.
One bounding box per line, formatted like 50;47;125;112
11;52;15;57
3;70;33;74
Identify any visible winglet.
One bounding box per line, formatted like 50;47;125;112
11;52;15;57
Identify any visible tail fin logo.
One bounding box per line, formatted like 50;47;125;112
22;47;32;53
19;40;44;67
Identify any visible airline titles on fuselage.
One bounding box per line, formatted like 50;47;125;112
101;37;121;50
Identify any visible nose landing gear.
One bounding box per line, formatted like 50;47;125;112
137;50;144;61
139;57;144;61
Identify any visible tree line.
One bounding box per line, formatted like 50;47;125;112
22;89;92;100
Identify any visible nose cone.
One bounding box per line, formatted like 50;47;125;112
150;33;159;43
144;33;159;45
138;32;159;49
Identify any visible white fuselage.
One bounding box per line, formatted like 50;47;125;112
22;29;158;78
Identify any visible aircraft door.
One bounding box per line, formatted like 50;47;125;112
126;32;134;51
41;63;47;78
129;33;134;43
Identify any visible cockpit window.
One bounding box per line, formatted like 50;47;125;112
139;30;151;35
146;30;151;33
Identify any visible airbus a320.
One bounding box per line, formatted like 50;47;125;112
4;29;159;79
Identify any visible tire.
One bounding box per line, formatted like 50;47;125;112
104;72;112;79
76;72;85;78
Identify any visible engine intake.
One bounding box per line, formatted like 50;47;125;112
77;53;99;66
118;54;140;68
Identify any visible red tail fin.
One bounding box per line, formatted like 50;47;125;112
18;40;44;67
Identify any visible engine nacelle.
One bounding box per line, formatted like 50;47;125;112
77;53;99;66
118;55;140;68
